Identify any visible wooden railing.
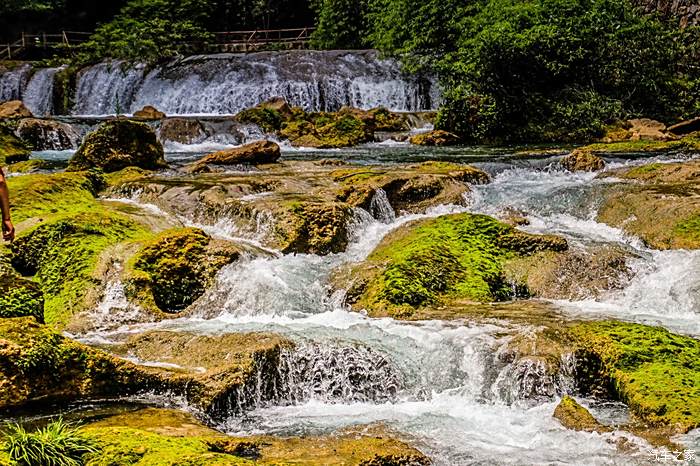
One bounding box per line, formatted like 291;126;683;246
0;28;315;59
0;31;92;59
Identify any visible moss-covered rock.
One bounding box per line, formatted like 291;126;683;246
127;228;241;313
0;317;157;409
5;159;50;174
275;201;353;255
598;160;700;249
68;120;167;172
409;130;460;146
560;149;605;172
0;125;30;164
0;272;43;322
569;321;700;433
578;132;700;155
342;213;567;318
10;209;150;327
81;408;429;466
553;396;609;433
235;107;283;134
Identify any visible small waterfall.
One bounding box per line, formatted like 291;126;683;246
369;188;396;223
0;64;31;102
23;67;62;116
73;51;439;115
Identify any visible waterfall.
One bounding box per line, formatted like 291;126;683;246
0;64;31;102
369;188;396;223
23;67;63;116
73;51;439;115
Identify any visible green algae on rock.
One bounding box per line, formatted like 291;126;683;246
570;321;700;433
0;272;44;322
81;408;429;466
553;396;609;433
409;129;460;146
560;149;605;172
68;120;167;172
127;228;241;313
343;213;567;317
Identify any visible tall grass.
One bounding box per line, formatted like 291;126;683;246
2;418;99;466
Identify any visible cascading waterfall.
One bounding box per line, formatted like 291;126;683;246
23;66;63;116
0;64;30;102
369;188;396;223
0;51;440;116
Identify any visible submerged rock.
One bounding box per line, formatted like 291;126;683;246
409;129;460;146
554;396;609;433
187;140;281;173
561;149;605;172
82;408;430;465
68;120;167;172
126;228;241;313
0;100;32;119
598;159;700;249
340;212;567;318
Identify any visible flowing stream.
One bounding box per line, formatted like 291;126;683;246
64;146;700;465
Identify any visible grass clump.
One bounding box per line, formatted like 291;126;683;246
3;418;98;466
570;321;700;432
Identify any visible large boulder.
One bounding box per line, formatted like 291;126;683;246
0;100;32;119
560;149;605;172
68;120;167;172
409;129;460;146
340;213;567;318
0;126;30;164
133;105;166;120
16;118;79;151
187;140;281;173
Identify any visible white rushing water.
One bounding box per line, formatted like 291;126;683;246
23;66;63;116
0;51;439;116
76;151;700;464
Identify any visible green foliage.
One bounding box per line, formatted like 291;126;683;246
332;0;700;143
310;0;370;49
3;419;99;466
0;274;44;322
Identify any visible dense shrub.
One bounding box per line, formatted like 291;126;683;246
3;419;98;466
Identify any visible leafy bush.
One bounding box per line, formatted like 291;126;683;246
3;419;98;466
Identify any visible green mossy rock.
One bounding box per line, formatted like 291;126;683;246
68;120;167;173
277;201;353;255
570;321;700;433
127;228;241;313
580;133;700;155
0;272;43;322
0;125;30;164
235;107;283;133
81;408;429;466
10;211;150;327
409;130;460;146
553;396;608;433
560;149;605;172
344;213;567;317
0;317;157;409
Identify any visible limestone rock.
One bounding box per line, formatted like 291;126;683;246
561;149;605;172
68;120;167;172
188;140;281;173
0;100;32;119
409;129;460;146
133;105;166;120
